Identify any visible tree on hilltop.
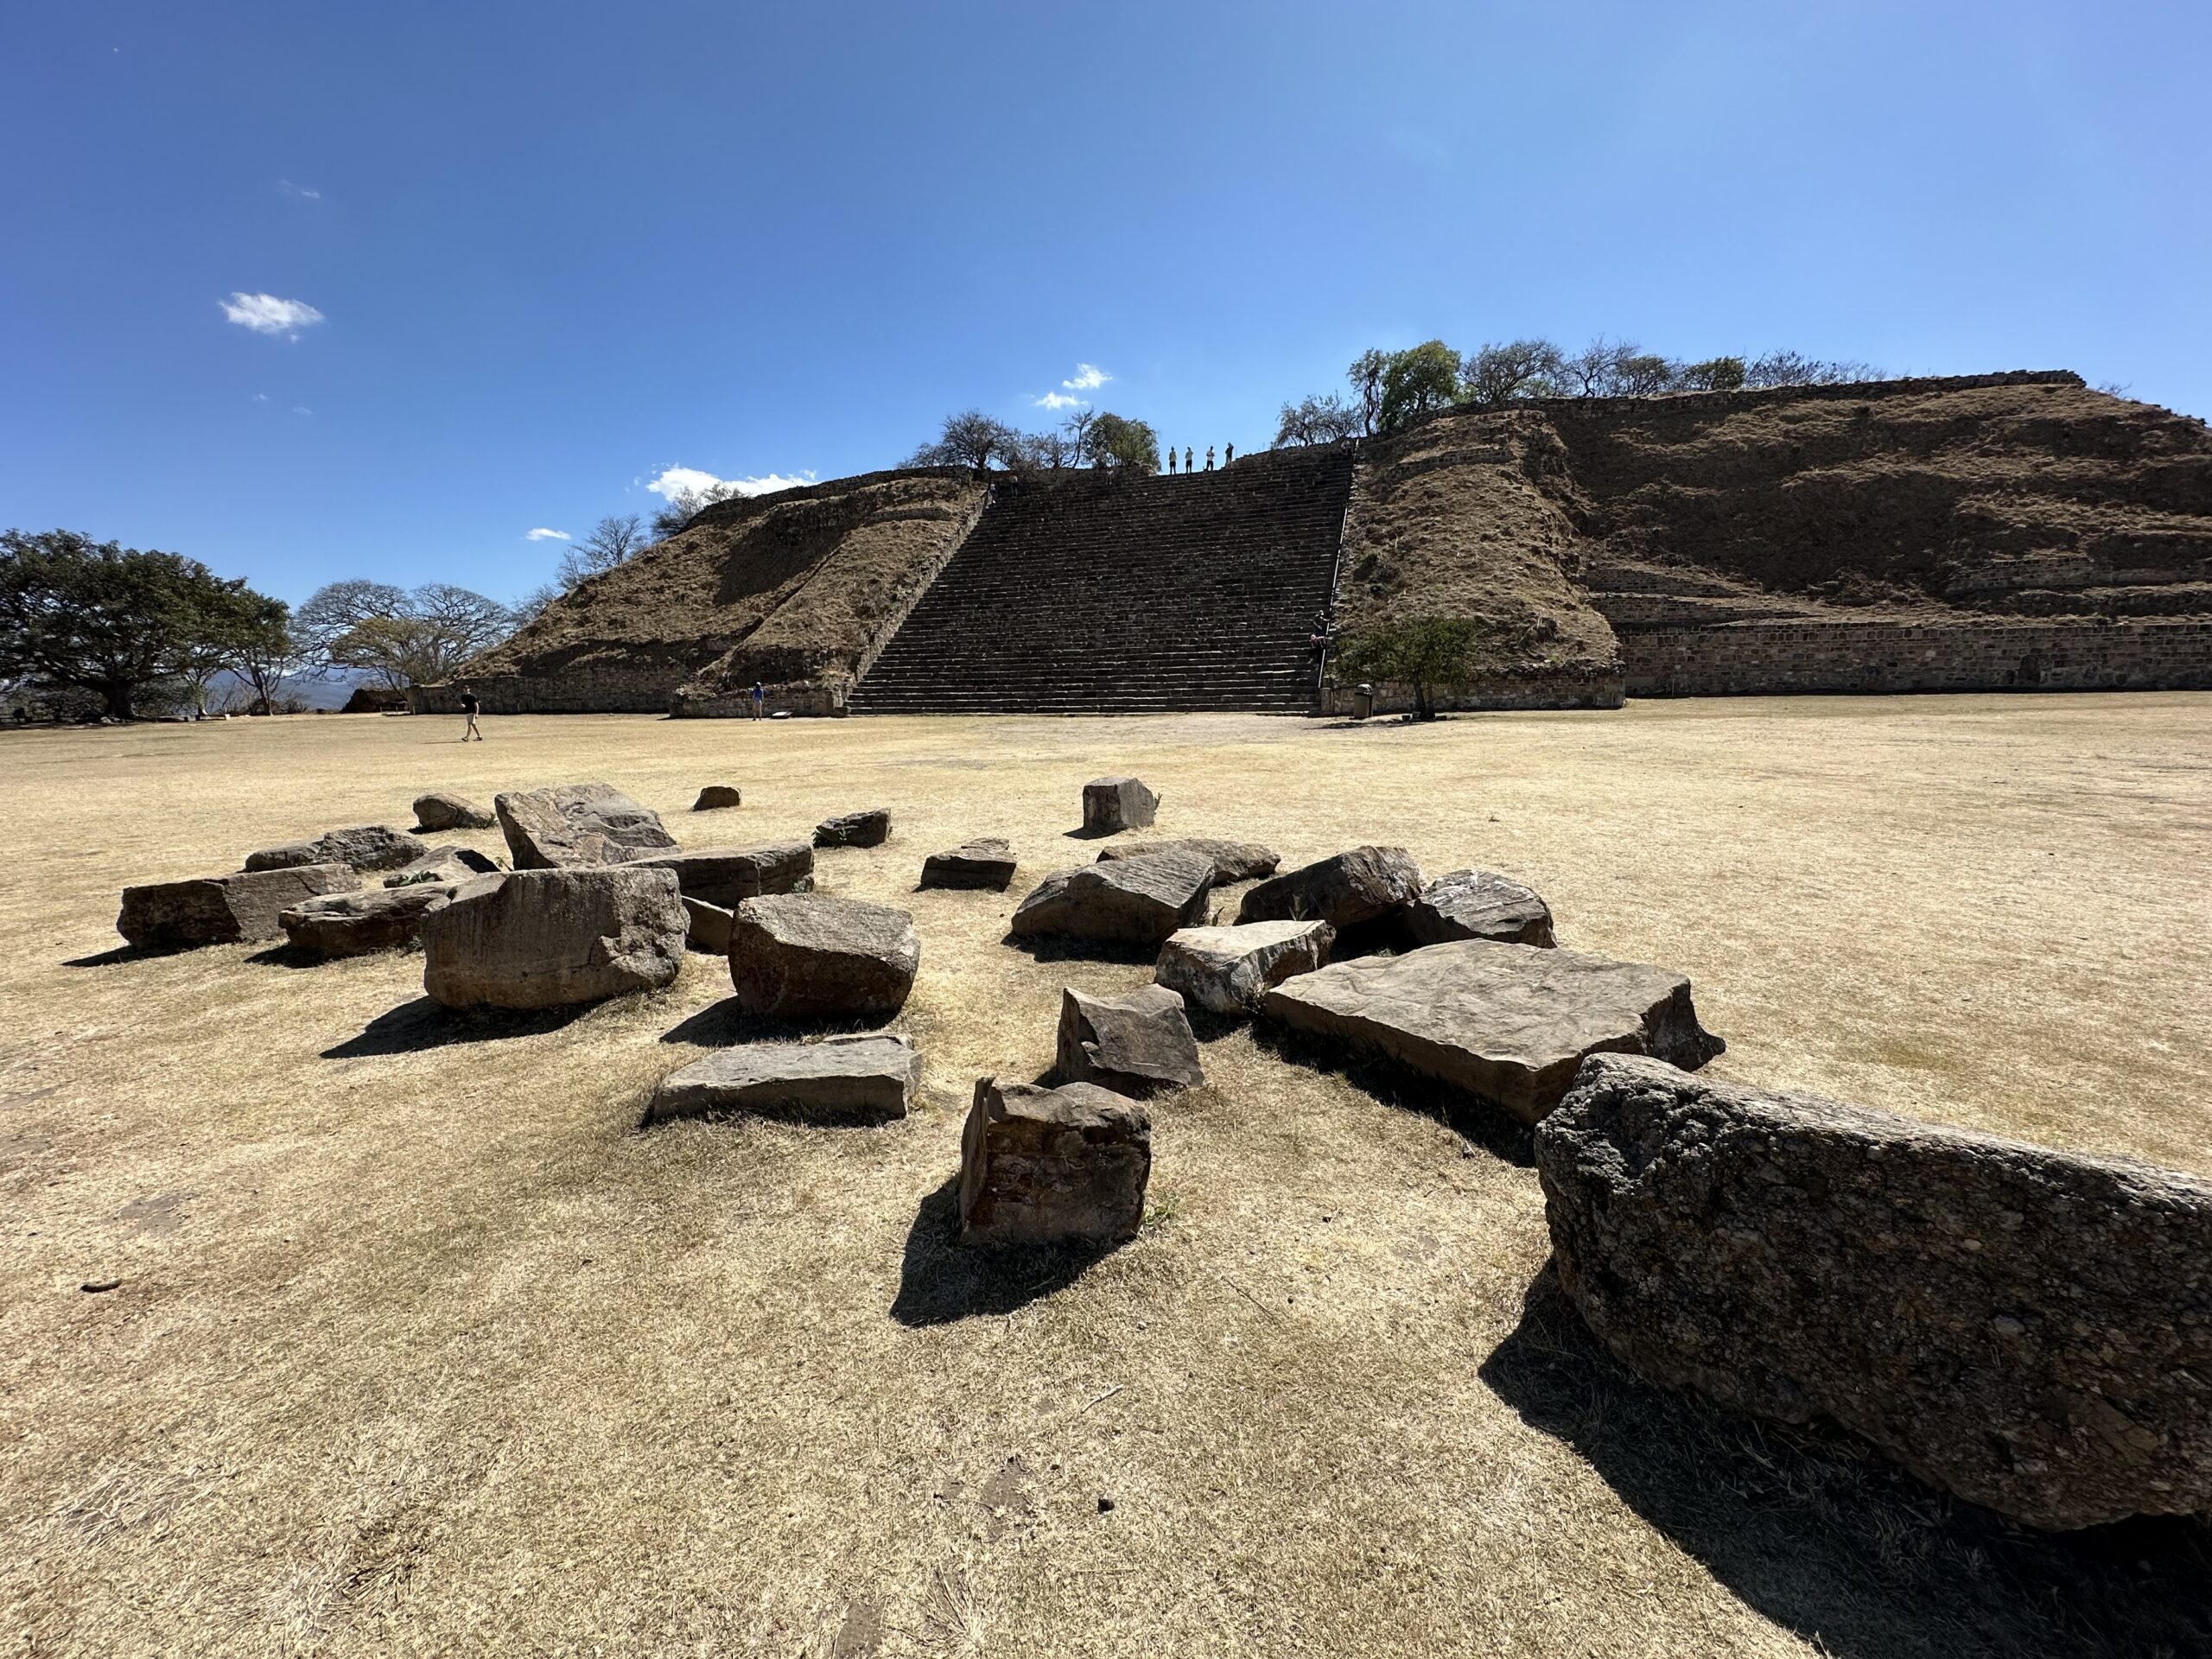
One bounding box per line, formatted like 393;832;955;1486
1086;412;1160;472
1462;339;1566;406
1377;340;1464;430
906;410;1026;474
1274;392;1362;448
559;514;649;588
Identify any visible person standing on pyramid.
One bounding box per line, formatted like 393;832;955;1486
1224;442;1235;465
1166;447;1177;475
1184;447;1193;472
1205;446;1216;471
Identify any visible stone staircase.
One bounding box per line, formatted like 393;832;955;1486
848;448;1355;715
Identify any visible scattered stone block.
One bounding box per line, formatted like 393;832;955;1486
383;846;500;887
1260;939;1722;1124
419;867;686;1009
1096;836;1280;883
692;785;743;810
411;791;494;831
1236;846;1424;948
1536;1053;2212;1531
1056;985;1204;1095
280;882;458;956
683;896;733;955
1155;919;1335;1016
648;1033;921;1125
1408;868;1555;947
1009;852;1212;945
815;808;891;848
632;842;814;906
919;837;1017;891
245;824;428;874
494;783;678;869
728;893;920;1020
958;1077;1152;1247
117;863;360;950
1083;776;1158;834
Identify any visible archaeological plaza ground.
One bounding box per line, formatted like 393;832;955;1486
4;695;2209;1659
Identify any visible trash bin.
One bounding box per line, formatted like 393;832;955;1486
1351;683;1375;720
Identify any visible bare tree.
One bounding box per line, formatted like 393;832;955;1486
558;514;648;587
1061;407;1099;467
1461;339;1566;407
1745;351;1882;389
906;410;1025;474
1559;337;1643;397
296;580;515;687
1347;350;1390;435
1274;392;1362;447
1615;353;1679;396
1021;429;1075;469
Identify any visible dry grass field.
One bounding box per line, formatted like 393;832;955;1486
3;696;2209;1658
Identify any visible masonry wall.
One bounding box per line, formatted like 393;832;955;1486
1621;620;2212;696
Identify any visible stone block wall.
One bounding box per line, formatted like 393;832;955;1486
1622;620;2212;696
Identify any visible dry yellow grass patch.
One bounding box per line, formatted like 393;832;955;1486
3;697;2208;1657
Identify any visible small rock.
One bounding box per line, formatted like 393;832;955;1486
245;824;429;874
815;808;891;849
683;895;734;954
1097;1497;1116;1514
494;783;678;869
728;893;920;1020
80;1278;121;1294
1156;919;1335;1015
1083;776;1158;834
647;1034;921;1125
1009;852;1212;945
280;882;458;956
117;864;360;950
920;837;1017;891
693;785;743;810
632;842;814;907
959;1077;1152;1247
1096;836;1281;883
411;791;494;831
1056;985;1204;1095
419;867;686;1009
1408;868;1555;947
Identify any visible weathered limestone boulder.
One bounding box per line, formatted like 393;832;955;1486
1008;852;1212;945
815;808;891;848
419;867;686;1009
633;842;814;906
117;863;359;950
1236;846;1423;950
728;893;920;1020
1536;1054;2212;1531
647;1034;922;1126
411;791;493;831
1409;868;1555;947
1082;776;1158;834
693;785;742;810
1156;919;1335;1015
494;783;677;869
683;896;733;954
1056;985;1204;1095
245;824;428;874
279;882;457;956
1260;940;1723;1124
958;1077;1152;1247
383;846;500;887
1096;836;1281;883
919;837;1017;891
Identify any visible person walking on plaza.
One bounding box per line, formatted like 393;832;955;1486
459;683;483;741
749;680;766;721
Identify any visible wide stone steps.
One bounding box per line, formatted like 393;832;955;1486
849;450;1354;716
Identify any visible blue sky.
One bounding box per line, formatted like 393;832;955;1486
4;1;2207;609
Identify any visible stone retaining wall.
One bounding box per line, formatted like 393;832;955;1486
1622;620;2212;696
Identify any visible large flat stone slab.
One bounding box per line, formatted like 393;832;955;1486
647;1034;921;1125
1009;852;1212;945
1537;1053;2212;1531
1055;985;1203;1095
959;1077;1152;1247
245;824;428;874
728;893;919;1020
1096;836;1281;883
1156;919;1334;1015
1259;939;1722;1123
117;864;360;950
495;783;678;869
633;842;814;906
920;837;1017;891
420;867;686;1009
1408;868;1555;947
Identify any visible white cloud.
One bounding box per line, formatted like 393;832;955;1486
277;179;321;200
525;527;570;542
644;465;815;502
1033;391;1083;410
291;405;312;416
251;391;270;403
1063;363;1109;391
221;292;325;339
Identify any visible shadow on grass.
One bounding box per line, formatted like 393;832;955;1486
244;943;333;970
322;995;591;1058
62;942;186;968
1480;1266;2212;1659
997;932;1163;968
1249;1020;1534;1166
889;1176;1116;1327
658;997;888;1047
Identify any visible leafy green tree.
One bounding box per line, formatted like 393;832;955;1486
1335;614;1486;720
230;594;304;714
1676;355;1747;391
0;529;272;719
1087;412;1160;472
1462;339;1566;406
1377;341;1464;431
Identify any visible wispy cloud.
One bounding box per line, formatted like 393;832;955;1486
277;179;321;200
525;527;570;542
291;405;313;416
1063;363;1109;391
251;391;270;403
644;465;815;501
1033;391;1083;410
221;292;325;339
